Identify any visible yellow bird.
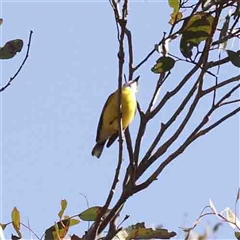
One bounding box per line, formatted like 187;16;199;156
92;76;139;158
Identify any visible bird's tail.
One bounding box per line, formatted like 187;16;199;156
91;141;106;158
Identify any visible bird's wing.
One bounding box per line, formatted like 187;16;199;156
106;132;118;148
96;91;116;142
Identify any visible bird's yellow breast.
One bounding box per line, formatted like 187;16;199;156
98;86;137;141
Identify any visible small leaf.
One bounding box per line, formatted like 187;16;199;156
236;188;240;203
223;207;240;229
212;223;222;233
168;0;179;10
0;39;23;60
112;229;129;240
69;219;80;227
53;222;61;240
44;229;53;240
44;218;80;240
11;208;20;229
209;199;218;215
11;207;21;238
235;231;240;240
226;50;240;68
58;199;67;219
151;56;175;74
202;0;215;11
180;12;214;58
115;222;176;240
0;19;3;26
169;12;183;25
168;0;182;25
79;206;104;221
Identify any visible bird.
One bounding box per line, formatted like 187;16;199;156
92;76;139;158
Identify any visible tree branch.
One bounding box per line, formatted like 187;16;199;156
196;107;240;138
203;74;240;95
85;1;128;239
0;30;33;93
136;8;221;182
125;28;134;80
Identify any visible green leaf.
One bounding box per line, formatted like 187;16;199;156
180;12;214;58
235;232;240;240
44;218;80;240
113;222;176;240
168;0;178;9
58;199;67;219
0;39;23;60
169;12;183;25
151;56;175;74
11;207;21;238
69;219;80;227
226;50;240;68
168;0;182;25
181;12;213;33
78;206;105;221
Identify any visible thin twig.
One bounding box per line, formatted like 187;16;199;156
148;63;200;120
20;222;40;240
203;74;240;95
134;48;155;71
124;128;135;185
136;77;240;192
79;192;90;229
135;106;240;194
220;99;240;106
168;52;217;78
146;73;166;115
0;30;33;92
141;77;199;166
125;28;134;80
196;107;240;138
212;29;240;46
109;0;120;40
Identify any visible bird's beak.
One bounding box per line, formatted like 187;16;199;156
126;76;139;93
134;75;140;83
124;75;140;87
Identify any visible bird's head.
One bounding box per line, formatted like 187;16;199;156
123;76;139;94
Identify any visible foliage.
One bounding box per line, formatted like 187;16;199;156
0;19;23;60
183;188;240;239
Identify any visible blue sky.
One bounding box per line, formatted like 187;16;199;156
1;1;239;239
